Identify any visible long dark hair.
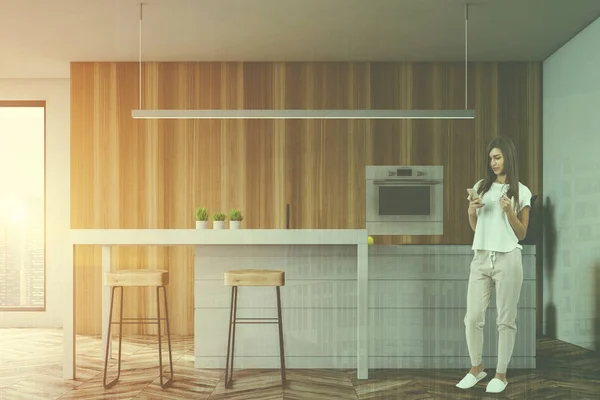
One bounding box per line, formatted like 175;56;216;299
477;136;520;210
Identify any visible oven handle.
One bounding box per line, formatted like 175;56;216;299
373;179;442;186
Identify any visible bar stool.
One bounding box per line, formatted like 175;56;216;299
102;269;174;389
223;269;286;388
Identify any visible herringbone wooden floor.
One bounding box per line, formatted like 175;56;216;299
0;329;599;399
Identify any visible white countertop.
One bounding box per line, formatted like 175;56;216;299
68;229;368;245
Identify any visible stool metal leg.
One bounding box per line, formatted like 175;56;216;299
103;286;124;388
157;285;174;388
276;286;286;384
224;285;238;388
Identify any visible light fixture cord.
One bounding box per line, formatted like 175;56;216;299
139;3;143;110
464;3;468;110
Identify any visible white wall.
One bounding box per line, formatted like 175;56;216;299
543;17;600;351
0;79;70;328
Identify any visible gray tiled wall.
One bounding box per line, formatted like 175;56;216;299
543;15;600;352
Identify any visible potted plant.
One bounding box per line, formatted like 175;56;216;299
229;208;243;229
213;212;226;229
195;207;209;229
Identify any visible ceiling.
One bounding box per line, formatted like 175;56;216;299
1;0;599;79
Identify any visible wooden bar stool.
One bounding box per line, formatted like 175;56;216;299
102;269;174;389
223;269;286;388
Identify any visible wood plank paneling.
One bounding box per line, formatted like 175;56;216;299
70;61;542;335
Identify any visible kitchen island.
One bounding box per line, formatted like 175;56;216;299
63;229;369;380
63;230;536;381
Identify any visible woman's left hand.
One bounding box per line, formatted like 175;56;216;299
500;194;513;215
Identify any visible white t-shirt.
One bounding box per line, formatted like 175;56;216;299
469;179;532;253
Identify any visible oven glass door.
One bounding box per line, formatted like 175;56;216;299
378;185;431;216
368;180;441;222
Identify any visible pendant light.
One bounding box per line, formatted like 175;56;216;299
131;3;475;120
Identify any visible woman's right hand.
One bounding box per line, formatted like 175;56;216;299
468;198;485;216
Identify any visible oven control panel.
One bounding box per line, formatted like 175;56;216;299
387;168;425;177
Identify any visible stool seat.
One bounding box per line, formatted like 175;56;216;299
104;269;169;287
224;269;285;287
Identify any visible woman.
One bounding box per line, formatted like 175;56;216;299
455;136;532;394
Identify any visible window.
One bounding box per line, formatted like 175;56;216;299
0;101;45;310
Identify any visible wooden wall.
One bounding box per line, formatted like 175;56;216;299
71;61;542;335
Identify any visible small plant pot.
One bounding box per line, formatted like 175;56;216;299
196;220;208;229
230;221;241;230
213;221;225;230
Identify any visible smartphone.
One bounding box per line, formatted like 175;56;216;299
467;189;480;200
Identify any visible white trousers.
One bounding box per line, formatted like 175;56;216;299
464;248;523;374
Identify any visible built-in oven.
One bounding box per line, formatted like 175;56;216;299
365;166;444;235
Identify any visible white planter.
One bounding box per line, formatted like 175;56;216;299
213;221;225;230
196;220;208;229
230;221;241;230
